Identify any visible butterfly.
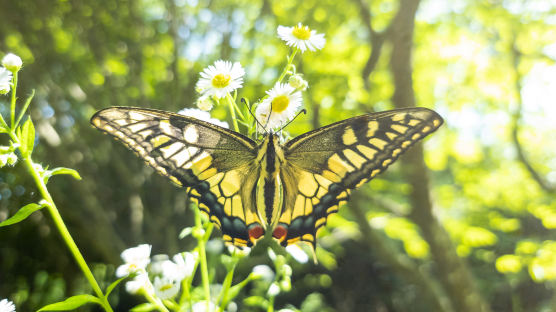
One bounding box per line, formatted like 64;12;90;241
91;107;443;250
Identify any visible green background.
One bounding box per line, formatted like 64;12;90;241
1;0;556;311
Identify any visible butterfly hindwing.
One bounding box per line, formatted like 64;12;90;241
91;107;263;247
280;108;443;247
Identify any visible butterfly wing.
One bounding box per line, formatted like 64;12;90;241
279;107;443;247
91;107;263;247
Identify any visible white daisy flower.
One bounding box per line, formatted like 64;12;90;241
252;264;275;282
191;300;218;312
161;252;197;282
153;276;180;299
196;60;245;99
125;272;153;295
116;244;152;277
0;299;15;312
149;254;170;275
178;108;229;128
0;67;13;95
255;83;302;130
2;53;22;72
277;23;326;53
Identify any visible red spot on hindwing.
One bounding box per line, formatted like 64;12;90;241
272;225;288;243
248;225;264;244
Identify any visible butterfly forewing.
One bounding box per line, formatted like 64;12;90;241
91;107;263;247
279;108;443;247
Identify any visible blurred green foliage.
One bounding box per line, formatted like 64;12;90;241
1;0;556;311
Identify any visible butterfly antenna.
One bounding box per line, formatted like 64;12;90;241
279;109;307;132
241;98;268;134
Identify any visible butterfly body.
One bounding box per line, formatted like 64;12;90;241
91;107;443;250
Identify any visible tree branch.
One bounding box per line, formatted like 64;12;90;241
510;40;556;193
354;0;386;92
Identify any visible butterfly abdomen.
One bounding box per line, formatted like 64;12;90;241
254;134;287;238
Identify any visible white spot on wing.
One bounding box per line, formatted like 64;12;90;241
184;125;199;143
161;142;183;158
128;123;149;132
129;112;147;121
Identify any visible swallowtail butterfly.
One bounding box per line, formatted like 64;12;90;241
91;107;442;250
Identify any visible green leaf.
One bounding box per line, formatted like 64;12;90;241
0;113;7;133
19;118;35;157
130;303;157;312
179;227;193;239
44;167;82;184
0;203;43;227
226;275;255;304
38;294;102;311
105;276;127;298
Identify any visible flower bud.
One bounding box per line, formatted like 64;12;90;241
267;282;280;296
288;74;308;91
0;68;12;95
2;53;23;72
280;277;291;292
7;153;18;166
0;154;8;167
197;96;213;111
283;264;292;277
192;226;205;238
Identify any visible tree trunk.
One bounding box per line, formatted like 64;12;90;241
388;0;490;311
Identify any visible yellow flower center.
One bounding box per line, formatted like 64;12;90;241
271;95;290;112
212;74;231;88
160;284;173;291
292;25;311;40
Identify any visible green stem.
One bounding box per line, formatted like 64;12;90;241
276;49;298;85
225;93;240;132
20;153;113;312
267;296;275;312
143;288;170;312
178;277;192;309
194;206;211;310
14;89;35;129
10;71;18;129
6;63;112;311
218;262;237;311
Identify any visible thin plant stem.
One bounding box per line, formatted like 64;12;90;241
227;92;245;120
143;288;170;312
20;154;114;312
179;277;192;308
14;89;35;128
194;206;211;310
276;49;298;85
267;296;275;312
218;261;237;311
225;93;240;132
7;77;113;312
10;71;18;128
